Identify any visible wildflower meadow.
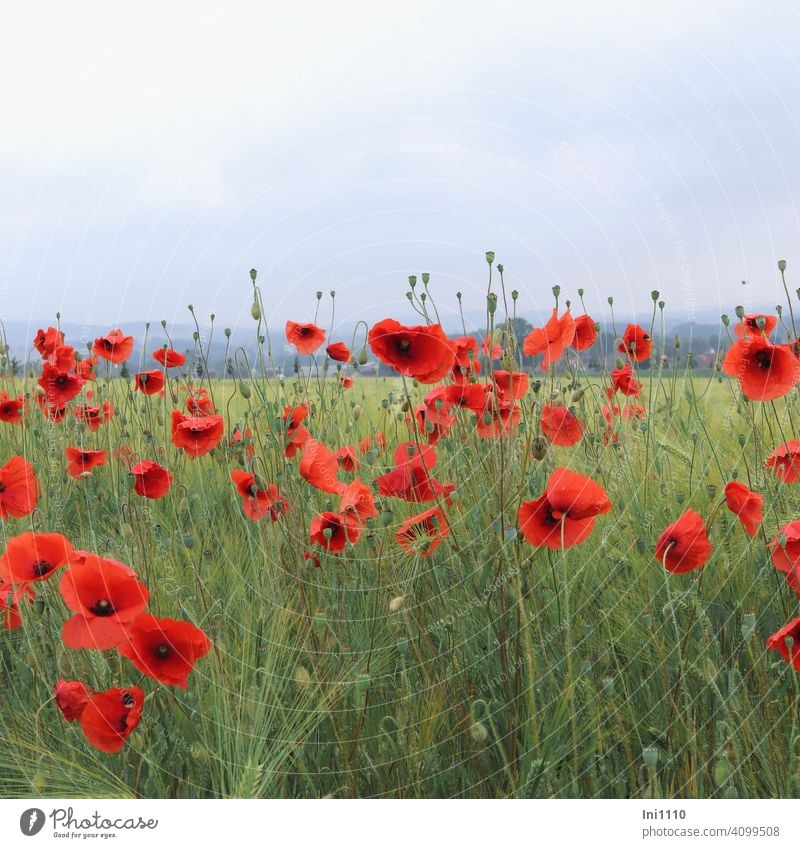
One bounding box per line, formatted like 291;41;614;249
2;259;800;799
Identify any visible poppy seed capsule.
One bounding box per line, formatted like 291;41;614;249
421;272;430;284
778;259;787;272
735;305;745;319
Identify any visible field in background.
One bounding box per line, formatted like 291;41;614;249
1;356;798;799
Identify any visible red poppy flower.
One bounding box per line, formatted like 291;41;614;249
0;455;39;520
171;410;224;457
0;580;34;629
280;404;310;457
368;319;457;384
134;370;165;395
339;479;379;523
443;383;491;415
493;370;529;402
340;376;353;389
358;432;386;455
60;555;150;650
766;617;800;672
722;337;800;401
74;401;114;432
54;679;92;722
286;321;326;355
724;481;763;536
618;324;652;362
734;313;778;339
376;453;454;504
130;460;172;499
310;511;361;553
572;314;598;351
118;614;212;689
611;363;641;397
540;404;584;447
299;439;344;494
76;357;98;381
476;403;522;438
334;446;360;473
47;344;76;371
153;347;186;367
39;363;85;406
230;470;290;520
0;392;24;425
304;551;321;567
79;686;144;754
451;336;481;383
655;508;713;574
0;531;72;585
34;326;65;358
395;507;449;556
65;447;107;478
518;468;612;549
765;441;800;482
186;387;214;416
36;395;66;422
92;329;134;364
326;341;351;362
523;309;576;372
768;520;800;595
481;335;502;360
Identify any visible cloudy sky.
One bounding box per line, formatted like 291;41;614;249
2;0;799;336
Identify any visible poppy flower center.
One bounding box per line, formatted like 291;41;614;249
396;338;412;354
299;327;311;336
755;350;772;369
122;692;135;708
0;482;5;492
155;643;171;659
32;560;52;576
56;375;68;386
91;598;115;616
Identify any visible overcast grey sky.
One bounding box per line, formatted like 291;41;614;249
2;0;799;336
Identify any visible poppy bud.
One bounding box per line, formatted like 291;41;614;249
251;301;261;321
642;747;659;770
571;387;585;403
312;609;326;632
380;509;394;526
358;347;368;365
389;595;405;612
295;665;311;689
778;259;787;272
636;538;646;554
485;251;495;265
741;612;756;641
182;534;196;549
239;381;251;399
190;742;209;764
470;721;489;743
601;677;615;697
122;525;135;543
532;435;549;460
352;405;361;421
33;597;45;616
642;613;653;630
714;755;730;786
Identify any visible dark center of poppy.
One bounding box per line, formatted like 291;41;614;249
0;482;5;492
32;560;52;577
396;338;412;354
755;349;772;369
55;375;67;386
122;692;135;708
299;327;311;336
118;715;129;731
90;598;115;616
155;643;171;659
102;339;114;349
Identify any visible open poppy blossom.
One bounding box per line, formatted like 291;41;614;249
476;403;522;438
39;363;85;406
118;614;212;689
334;445;360;473
493;370;529;403
358;432;386;455
34;326;65;358
286;321;326;355
186;387;214;416
0;580;35;629
92;329;134;364
655;508;713;573
766;617;800;672
611;363;641;397
281;404;311;458
0;393;24;425
376;442;453;503
444;383;490;415
540;404;584;447
74;401;114;432
523;309;576;372
65;447;107;478
59;554;150;650
299;439;344;494
768;520;800;595
171;411;225;457
0;531;73;585
310;511;361;553
326;341;351;362
47;344;77;371
618;324;652;362
339;479;379;523
765;441;800;482
0;455;39;520
572;314;598;351
368;319;457;384
130;460;173;499
518;468;612;549
230;426;255;459
724;481;763;536
451;336;481;383
79;686;144;754
395;507;449;556
54;679;92;722
134;370;165;395
481;335;502;360
76;356;98;381
722;337;800;401
230;470;289;520
340;376;353;389
153;347;186;367
734;313;778;339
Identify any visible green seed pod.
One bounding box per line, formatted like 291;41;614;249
182;534;196;549
352;404;361;421
358;347;368;365
778;259;787;272
735;305;745;319
642;747;659;770
249;268;257;281
251;301;261;321
485;251;495;265
239;381;251;399
421;272;430;284
190;742;209;764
